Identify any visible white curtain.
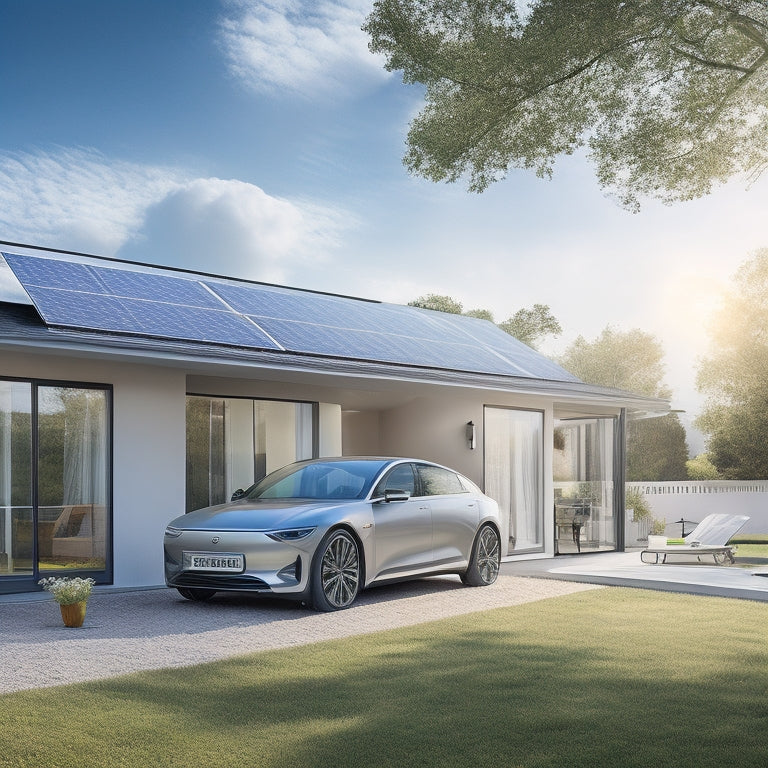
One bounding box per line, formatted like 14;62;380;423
61;389;108;506
485;408;543;551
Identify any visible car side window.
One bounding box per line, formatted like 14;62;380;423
373;463;417;497
416;465;466;496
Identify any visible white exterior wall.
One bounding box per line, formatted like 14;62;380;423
112;366;186;587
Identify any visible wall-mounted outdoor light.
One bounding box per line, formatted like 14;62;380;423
465;421;476;450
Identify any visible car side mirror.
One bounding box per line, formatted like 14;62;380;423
231;488;246;501
384;489;411;503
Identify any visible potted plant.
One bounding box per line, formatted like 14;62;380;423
38;576;96;627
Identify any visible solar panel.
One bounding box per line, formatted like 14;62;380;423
3;253;282;350
3;251;579;381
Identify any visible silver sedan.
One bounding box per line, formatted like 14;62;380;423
164;457;501;611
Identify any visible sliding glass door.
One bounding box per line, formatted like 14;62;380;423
553;417;616;553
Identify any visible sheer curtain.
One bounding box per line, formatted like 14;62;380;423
485;407;543;552
61;389;108;506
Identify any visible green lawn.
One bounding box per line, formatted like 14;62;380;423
2;588;767;768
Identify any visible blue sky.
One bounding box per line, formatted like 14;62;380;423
2;0;767;446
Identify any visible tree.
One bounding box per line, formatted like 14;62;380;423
497;304;562;348
365;1;768;210
686;453;723;479
408;294;561;347
408;293;465;314
557;326;689;481
557;327;671;398
696;250;768;478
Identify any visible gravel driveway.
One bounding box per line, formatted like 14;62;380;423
1;574;600;694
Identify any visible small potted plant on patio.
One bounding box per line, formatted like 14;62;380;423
38;576;96;628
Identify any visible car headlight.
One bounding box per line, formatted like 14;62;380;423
164;526;183;538
266;527;316;542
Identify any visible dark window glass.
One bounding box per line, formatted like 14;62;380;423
373;463;416;497
417;465;465;496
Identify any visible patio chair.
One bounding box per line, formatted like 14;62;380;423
640;513;750;565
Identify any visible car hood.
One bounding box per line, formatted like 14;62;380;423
167;499;354;532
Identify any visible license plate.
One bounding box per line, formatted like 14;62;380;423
183;552;244;572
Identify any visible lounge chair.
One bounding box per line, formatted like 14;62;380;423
640;513;749;565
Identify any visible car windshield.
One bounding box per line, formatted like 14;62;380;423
246;460;390;501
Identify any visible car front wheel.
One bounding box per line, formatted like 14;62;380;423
311;529;361;611
461;524;500;587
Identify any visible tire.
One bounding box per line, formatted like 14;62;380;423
461;524;501;587
177;587;216;601
311;529;361;611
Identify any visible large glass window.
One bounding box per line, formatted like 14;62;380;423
1;379;111;589
484;407;544;553
186;396;316;512
554;417;616;553
37;386;110;572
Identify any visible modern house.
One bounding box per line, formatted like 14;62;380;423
0;244;668;595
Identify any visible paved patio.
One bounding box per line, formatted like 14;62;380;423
504;550;768;601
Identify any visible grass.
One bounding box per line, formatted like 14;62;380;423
2;588;768;768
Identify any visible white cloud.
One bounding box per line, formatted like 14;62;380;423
218;0;388;98
0;148;352;286
118;178;349;282
0;148;185;255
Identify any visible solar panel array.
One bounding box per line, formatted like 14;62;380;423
3;252;579;381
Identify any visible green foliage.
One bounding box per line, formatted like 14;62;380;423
365;1;768;210
497;303;562;348
408;293;464;313
626;414;689;481
686;453;723;480
409;294;561;347
625;487;652;522
696;250;768;479
558;326;670;397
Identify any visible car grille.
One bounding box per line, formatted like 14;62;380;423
171;572;272;591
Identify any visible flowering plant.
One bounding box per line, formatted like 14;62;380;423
38;576;96;605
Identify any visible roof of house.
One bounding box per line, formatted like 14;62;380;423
0;247;669;415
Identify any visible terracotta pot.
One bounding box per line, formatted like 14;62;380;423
60;601;87;628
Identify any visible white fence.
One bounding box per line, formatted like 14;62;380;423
625;481;768;545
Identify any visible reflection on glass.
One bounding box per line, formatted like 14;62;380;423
186;397;315;513
0;381;32;575
37;387;109;572
554;418;616;554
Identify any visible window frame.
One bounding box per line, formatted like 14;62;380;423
0;376;113;593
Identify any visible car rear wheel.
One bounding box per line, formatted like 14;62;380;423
461;524;500;586
177;587;217;601
311;529;360;611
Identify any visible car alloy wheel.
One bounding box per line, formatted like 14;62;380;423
461;524;500;586
313;529;360;610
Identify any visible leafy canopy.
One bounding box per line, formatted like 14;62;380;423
365;0;768;209
696;250;768;478
408;293;561;347
557;326;671;398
